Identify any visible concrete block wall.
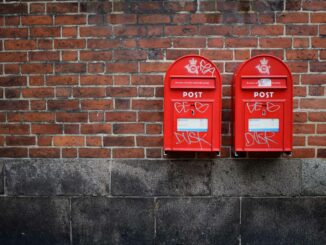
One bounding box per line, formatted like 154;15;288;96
0;159;326;244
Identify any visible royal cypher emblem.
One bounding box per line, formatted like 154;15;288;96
256;58;271;74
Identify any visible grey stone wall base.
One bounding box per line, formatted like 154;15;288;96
0;158;325;244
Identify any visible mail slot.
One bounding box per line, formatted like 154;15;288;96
164;55;221;153
233;54;293;154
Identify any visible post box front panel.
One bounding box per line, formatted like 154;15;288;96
233;55;292;152
172;100;213;151
164;55;221;152
244;100;284;150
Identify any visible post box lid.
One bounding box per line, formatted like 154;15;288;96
165;55;221;89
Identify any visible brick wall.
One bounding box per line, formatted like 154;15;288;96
0;0;325;159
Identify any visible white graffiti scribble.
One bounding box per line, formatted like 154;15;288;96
200;60;215;76
185;58;199;74
174;102;209;114
245;132;278;148
175;131;211;148
246;102;280;114
255;58;271;74
184;58;215;76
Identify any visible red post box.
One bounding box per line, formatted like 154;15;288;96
233;54;293;154
164;55;221;153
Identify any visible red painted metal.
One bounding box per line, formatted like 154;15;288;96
164;55;222;152
233;54;293;153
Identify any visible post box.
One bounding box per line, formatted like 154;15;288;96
164;55;221;153
233;54;293;154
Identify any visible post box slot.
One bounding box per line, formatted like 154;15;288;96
241;76;287;89
170;76;216;89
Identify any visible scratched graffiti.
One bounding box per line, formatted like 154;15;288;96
175;131;211;148
246;102;280;114
245;131;278;147
174;102;209;114
184;58;215;76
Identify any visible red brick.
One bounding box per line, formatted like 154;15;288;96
103;136;134;146
0;52;27;62
105;112;136;122
55;63;86;74
173;38;206;48
22;63;53;74
309;136;326;146
113;123;144;134
47;76;78;86
31;100;46;110
286;50;318;60
56;112;88;122
107;14;137;24
62;148;77;158
55;15;86;25
310;62;326;73
138;87;154;97
32;124;62;134
79;148;110;158
225;38;257;48
30;51;60;61
138;14;170;24
30;148;60;158
277;13;309;23
138;38;171;48
114;50;147;61
90;112;105;122
81;124;111;134
200;50;233;60
131;75;163;85
22;16;52;25
146;124;162;134
291;148;316;158
0;124;30;135
37;136;52;146
302;0;326;10
132;99;163;110
317;149;326;158
293;124;315;134
22;88;54;98
54;39;85;49
166;49;199;60
8;112;55;122
301;75;325;85
301;99;326;109
80;26;112;37
80;76;113;85
62;27;78;38
293;38;309;48
106;87;137;97
48;100;79;111
80;51;112;61
293;86;307;97
0;148;28;158
207;38;224;48
63;125;78;135
139;63;170;73
107;62;138;73
5;40;36;50
73;87;106;98
88;63;105;73
54;136;84;146
260;38;292;48
88;39;120;49
138;112;163;122
286;25;318;36
113;148;144;158
56;87;72;98
191;13;221;24
137;136;163;147
0;28;28;38
294;112;307;123
6;136;36;146
165;25;198;36
317;125;326;134
312;38;326;48
146;148;161;158
86;136;102;146
47;3;78;13
38;40;53;49
0;101;28;110
251;25;284;35
308;112;326;122
309;86;324;96
293;136;306;146
80;100;112;110
0;76;26;86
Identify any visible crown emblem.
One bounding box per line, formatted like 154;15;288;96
185;58;199;74
256;58;271;74
189;58;197;65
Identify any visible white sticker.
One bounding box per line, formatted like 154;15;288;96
177;118;208;132
249;118;279;132
258;78;272;87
